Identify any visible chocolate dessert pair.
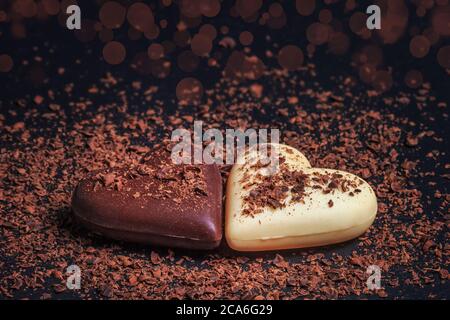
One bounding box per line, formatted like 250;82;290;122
72;144;378;251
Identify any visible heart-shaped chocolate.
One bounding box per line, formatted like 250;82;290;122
72;148;223;249
225;143;377;251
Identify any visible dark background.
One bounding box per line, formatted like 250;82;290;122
0;0;449;300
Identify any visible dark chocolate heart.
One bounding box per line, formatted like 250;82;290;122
71;148;222;249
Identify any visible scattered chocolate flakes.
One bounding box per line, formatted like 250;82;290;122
406;134;420;147
241;163;362;217
87;147;210;207
241;165;309;217
100;173;116;187
0;54;447;300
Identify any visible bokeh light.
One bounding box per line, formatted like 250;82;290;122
176;77;204;105
239;31;254;46
405;70;423;88
0;54;13;72
103;41;126;65
296;0;315;16
99;1;126;29
148;43;164;60
409;35;430;58
437;45;450;68
127;2;154;33
278;45;304;71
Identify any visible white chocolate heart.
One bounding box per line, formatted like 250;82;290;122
225;143;377;251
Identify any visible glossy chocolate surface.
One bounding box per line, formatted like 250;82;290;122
72;148;222;249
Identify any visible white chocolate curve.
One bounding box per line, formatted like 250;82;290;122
225;143;378;251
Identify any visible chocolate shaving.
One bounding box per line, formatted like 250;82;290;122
241;164;364;217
